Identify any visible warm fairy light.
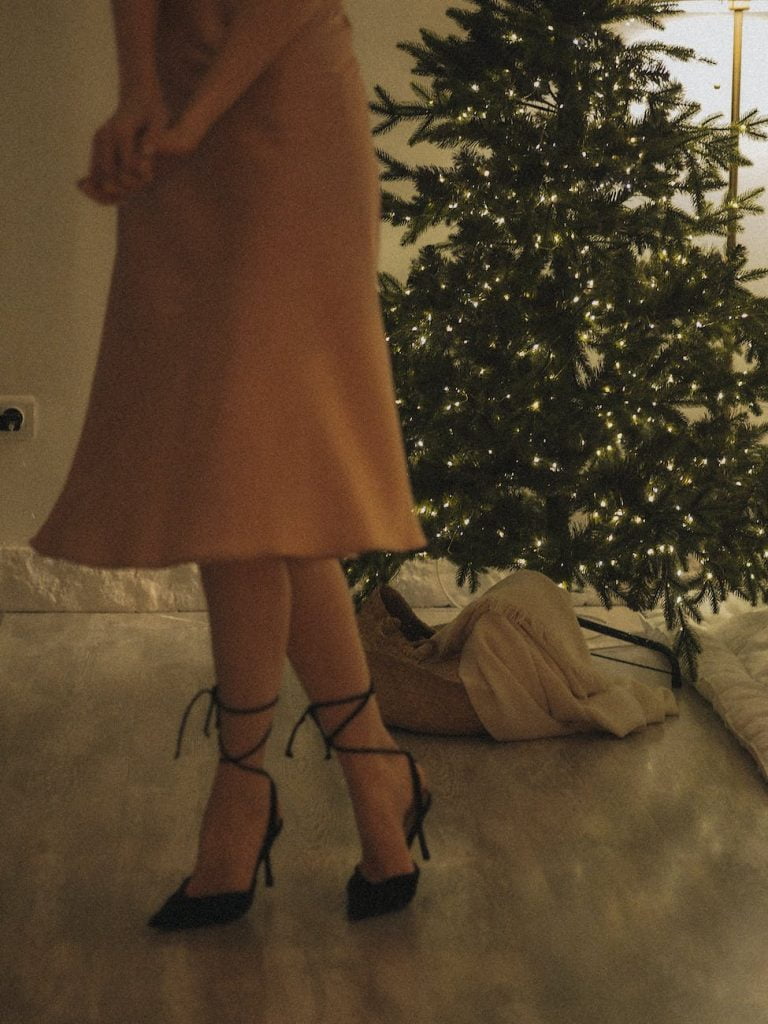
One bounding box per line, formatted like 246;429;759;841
372;3;768;644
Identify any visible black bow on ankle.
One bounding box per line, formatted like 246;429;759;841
173;685;279;762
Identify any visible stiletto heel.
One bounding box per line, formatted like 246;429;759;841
148;685;283;931
285;684;432;921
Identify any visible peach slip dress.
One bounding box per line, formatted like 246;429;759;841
29;0;428;569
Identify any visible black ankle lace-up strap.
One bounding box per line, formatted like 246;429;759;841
284;686;375;760
174;685;279;773
284;684;431;861
283;685;418;766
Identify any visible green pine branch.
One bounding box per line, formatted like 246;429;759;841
346;0;768;681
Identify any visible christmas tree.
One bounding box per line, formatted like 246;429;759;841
344;0;768;678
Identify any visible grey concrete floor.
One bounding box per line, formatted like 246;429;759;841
2;610;768;1024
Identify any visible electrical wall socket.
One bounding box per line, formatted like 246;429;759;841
0;396;37;440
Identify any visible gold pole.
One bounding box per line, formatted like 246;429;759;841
727;1;750;255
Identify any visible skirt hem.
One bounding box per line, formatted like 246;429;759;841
27;538;429;571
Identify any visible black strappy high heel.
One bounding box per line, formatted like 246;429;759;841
148;685;283;931
285;684;432;921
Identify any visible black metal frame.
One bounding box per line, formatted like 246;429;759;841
577;616;682;690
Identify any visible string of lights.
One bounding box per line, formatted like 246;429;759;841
344;0;768;678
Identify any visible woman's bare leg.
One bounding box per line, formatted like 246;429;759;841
186;556;291;897
285;557;428;883
187;554;427;897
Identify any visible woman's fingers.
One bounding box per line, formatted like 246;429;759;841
79;95;172;206
140;120;163;160
77;151;154;204
115;116;153;187
79;126;155;204
77;174;136;205
86;127;124;199
86;117;148;200
91;125;117;190
78;176;119;204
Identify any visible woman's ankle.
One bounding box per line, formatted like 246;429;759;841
186;763;274;896
313;692;397;752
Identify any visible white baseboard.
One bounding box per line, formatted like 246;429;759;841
0;547;205;612
0;546;604;613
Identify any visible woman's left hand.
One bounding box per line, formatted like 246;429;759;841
78;104;210;206
77;89;170;205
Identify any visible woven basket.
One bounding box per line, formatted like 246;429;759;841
357;585;487;737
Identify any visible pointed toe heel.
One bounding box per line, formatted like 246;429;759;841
285;684;433;922
148;686;283;932
149;876;254;931
345;863;421;921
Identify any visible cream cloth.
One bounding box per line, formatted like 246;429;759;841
413;571;679;740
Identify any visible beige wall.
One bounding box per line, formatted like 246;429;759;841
2;0;767;549
2;1;118;546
